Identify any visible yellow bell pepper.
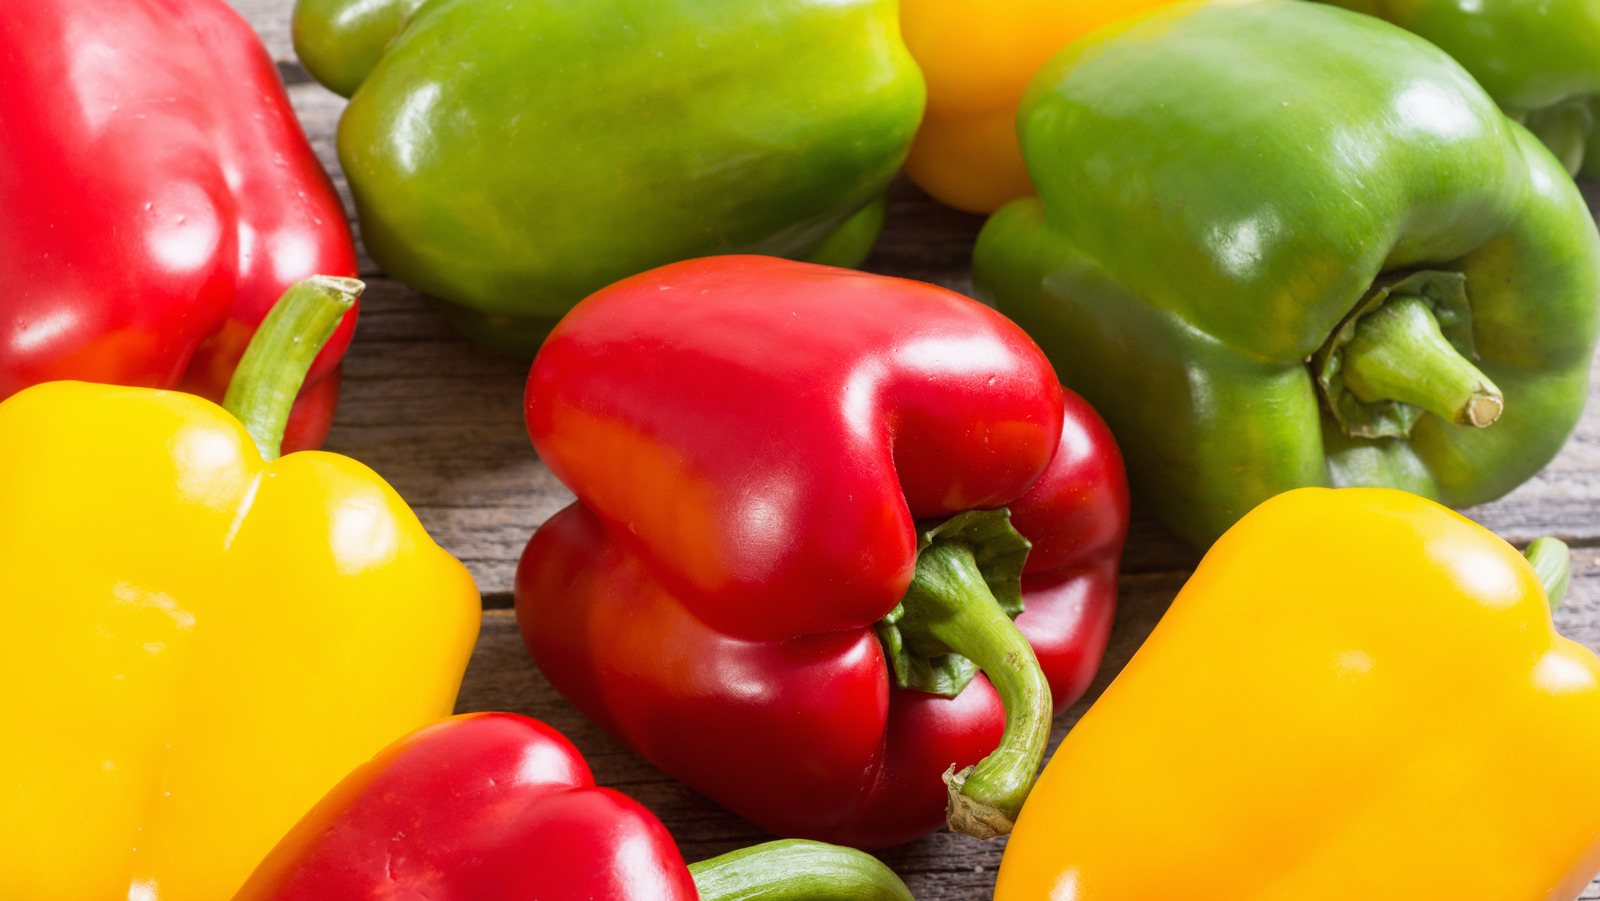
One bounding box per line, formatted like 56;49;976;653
0;278;481;901
998;487;1600;901
899;0;1178;214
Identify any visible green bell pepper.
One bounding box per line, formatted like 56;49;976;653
1319;0;1600;177
292;0;924;355
974;0;1600;549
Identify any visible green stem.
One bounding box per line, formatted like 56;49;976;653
221;276;363;461
902;541;1051;839
1524;537;1572;612
688;840;913;901
1339;295;1502;428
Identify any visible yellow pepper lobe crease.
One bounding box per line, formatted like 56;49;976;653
997;487;1600;901
0;381;481;901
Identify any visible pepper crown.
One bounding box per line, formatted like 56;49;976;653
1315;271;1501;438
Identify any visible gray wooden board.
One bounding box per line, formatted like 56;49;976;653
229;2;1600;895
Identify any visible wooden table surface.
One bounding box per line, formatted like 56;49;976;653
232;2;1600;895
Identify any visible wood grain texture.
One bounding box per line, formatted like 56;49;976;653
233;2;1600;895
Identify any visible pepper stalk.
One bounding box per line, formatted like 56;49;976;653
222;275;364;460
1339;294;1502;428
876;508;1052;838
1314;270;1501;439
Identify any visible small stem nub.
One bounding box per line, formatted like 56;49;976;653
1524;537;1572;611
689;840;913;901
222;276;363;461
1339;295;1502;428
902;541;1052;838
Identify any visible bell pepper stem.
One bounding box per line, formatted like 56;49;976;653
900;541;1051;839
689;839;913;901
1524;537;1572;611
222;276;363;461
1339;295;1502;428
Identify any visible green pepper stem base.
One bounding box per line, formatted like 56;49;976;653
689;839;912;901
1339;295;1502;428
222;275;363;461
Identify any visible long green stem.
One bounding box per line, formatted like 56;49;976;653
222;276;363;460
688;840;913;901
901;541;1051;839
1339;295;1502;428
1524;537;1572;611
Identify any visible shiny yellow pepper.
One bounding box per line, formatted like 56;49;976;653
999;488;1600;901
0;278;481;901
898;0;1178;214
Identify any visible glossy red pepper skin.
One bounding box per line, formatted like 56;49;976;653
516;256;1128;848
0;0;357;451
234;713;698;900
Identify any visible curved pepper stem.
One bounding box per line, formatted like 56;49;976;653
1524;537;1572;611
920;540;1051;838
876;509;1051;839
222;276;364;461
1339;295;1502;429
689;839;913;901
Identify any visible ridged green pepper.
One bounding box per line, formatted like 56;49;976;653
292;0;924;355
1320;0;1600;177
975;0;1600;548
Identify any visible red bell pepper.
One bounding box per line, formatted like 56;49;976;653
0;0;357;452
515;255;1129;849
233;712;915;901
